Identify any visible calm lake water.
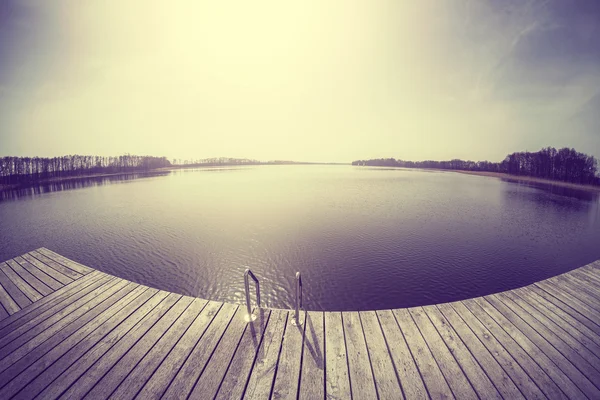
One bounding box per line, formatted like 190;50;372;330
1;165;599;311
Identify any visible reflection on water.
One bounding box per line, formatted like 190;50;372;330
500;177;600;202
0;172;171;202
1;165;599;311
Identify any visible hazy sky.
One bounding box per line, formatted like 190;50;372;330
1;0;599;163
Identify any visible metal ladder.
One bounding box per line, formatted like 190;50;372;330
243;268;303;325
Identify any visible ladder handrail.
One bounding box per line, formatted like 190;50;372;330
293;271;303;325
244;268;260;322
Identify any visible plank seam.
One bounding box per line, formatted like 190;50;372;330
185;304;241;399
44;287;154;394
450;301;536;399
0;276;118;355
374;311;406;400
437;303;519;398
103;296;196;400
30;251;83;279
268;311;289;400
2;262;43;301
6;260;50;297
474;297;572;398
340;312;354;400
26;252;76;282
49;290;170;400
513;289;600;357
494;294;600;390
357;312;382;400
407;308;457;398
0;271;105;335
240;310;273;399
129;299;210;400
78;293;183;399
160;302;224;399
0;281;20;315
422;306;481;398
15;256;63;291
211;309;252;399
533;284;600;331
294;312;307;400
390;309;431;399
9;285;150;399
553;277;600;311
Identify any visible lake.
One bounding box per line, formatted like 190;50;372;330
1;165;599;311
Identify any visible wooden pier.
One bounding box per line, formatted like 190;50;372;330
0;248;599;399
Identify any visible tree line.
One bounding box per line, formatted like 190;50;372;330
0;154;171;185
170;157;312;167
352;147;600;186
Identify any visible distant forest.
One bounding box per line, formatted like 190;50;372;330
353;147;600;186
0;155;171;185
169;157;313;167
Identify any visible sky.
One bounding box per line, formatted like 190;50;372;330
0;0;599;163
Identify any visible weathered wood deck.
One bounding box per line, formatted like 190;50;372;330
0;249;599;399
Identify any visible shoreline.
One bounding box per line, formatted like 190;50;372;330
448;170;600;192
0;170;162;192
2;165;599;194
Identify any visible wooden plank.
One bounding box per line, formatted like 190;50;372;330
324;311;351;400
21;253;73;285
162;303;239;399
12;287;157;400
572;268;600;287
189;306;251;399
0;304;7;320
0;271;102;334
552;275;600;310
563;270;600;295
0;266;32;308
271;311;306;400
535;280;600;321
215;308;271;400
342;312;378;399
0;262;42;302
493;293;600;387
376;309;426;399
57;292;181;399
584;261;600;273
0;283;143;398
0;278;127;374
243;308;288;399
6;259;53;296
34;290;170;400
0;282;20;315
299;311;324;400
359;311;402;399
84;296;195;399
470;297;589;399
452;301;551;399
0;274;114;353
136;301;223;399
28;251;82;281
393;308;453;399
409;306;477;399
14;256;63;291
37;247;94;274
505;290;600;359
423;305;502;399
436;303;524;399
515;286;600;344
342;312;377;399
527;285;600;337
108;298;207;400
